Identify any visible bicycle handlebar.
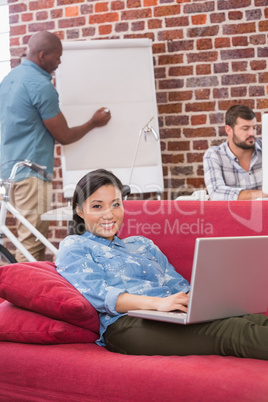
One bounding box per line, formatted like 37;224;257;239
8;160;51;182
27;161;51;180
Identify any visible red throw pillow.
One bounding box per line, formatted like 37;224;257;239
0;261;99;333
0;300;98;344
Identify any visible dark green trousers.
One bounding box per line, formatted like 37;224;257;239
104;314;268;360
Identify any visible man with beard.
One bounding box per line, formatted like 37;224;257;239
203;104;267;200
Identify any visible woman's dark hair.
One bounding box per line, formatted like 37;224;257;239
225;105;256;128
71;169;130;235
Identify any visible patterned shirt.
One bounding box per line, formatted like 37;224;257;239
56;232;190;346
203;139;262;200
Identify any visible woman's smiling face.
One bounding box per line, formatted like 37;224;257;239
76;184;124;241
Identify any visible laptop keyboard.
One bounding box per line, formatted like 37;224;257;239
168;310;187;317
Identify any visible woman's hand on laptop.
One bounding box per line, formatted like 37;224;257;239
156;292;189;313
115;292;189;313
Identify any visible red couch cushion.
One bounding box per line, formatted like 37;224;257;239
120;200;268;281
0;343;267;401
0;261;99;333
0;300;98;344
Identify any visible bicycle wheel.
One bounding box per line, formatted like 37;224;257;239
0;244;17;265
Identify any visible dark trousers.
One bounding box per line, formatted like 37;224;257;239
104;314;268;360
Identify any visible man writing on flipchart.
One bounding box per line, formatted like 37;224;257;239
0;31;111;262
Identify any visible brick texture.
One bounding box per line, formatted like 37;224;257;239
6;0;268;257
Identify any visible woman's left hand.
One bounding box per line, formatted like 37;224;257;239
155;292;189;313
115;292;190;313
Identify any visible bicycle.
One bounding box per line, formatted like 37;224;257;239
0;160;58;265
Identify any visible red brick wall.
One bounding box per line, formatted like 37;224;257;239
6;0;268;254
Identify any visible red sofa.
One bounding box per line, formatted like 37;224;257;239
0;200;267;401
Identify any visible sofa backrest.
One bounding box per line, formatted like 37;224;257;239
119;200;268;281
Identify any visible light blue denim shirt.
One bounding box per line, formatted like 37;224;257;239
56;232;190;346
0;60;60;181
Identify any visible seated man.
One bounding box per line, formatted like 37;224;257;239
203;104;267;200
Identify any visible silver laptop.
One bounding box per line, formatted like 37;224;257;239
128;236;268;324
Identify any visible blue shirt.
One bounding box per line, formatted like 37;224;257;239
0;60;60;181
203;139;262;200
55;232;190;346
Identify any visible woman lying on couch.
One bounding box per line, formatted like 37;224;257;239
55;169;268;359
